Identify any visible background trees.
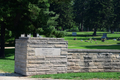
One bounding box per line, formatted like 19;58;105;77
0;0;71;58
1;0;120;58
49;1;74;31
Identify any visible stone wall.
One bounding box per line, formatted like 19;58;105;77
15;37;120;76
15;37;68;75
67;49;120;73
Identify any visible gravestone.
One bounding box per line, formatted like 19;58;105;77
21;34;25;37
27;34;31;37
72;32;77;36
101;33;108;39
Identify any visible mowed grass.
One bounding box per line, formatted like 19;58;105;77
0;31;120;79
32;72;120;79
64;31;120;49
0;49;15;73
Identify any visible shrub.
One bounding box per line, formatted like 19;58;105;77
54;31;66;38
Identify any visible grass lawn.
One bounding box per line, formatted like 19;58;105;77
32;72;120;79
0;31;120;79
0;49;15;73
64;31;120;49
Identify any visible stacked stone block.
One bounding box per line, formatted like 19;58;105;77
15;37;68;76
67;49;120;73
15;37;120;76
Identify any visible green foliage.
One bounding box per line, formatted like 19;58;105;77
43;26;55;37
32;72;120;79
54;31;66;38
49;1;74;30
0;49;15;73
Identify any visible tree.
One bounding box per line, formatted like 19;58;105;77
49;1;74;31
0;0;71;58
113;0;120;32
74;0;86;31
84;0;114;35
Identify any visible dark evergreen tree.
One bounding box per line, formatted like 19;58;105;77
73;0;86;31
0;0;71;58
49;1;74;31
84;0;114;35
113;0;120;32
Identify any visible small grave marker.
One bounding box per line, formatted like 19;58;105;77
37;34;39;37
72;32;77;36
21;34;25;37
101;33;108;39
27;34;31;37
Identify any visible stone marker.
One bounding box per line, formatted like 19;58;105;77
21;34;25;37
72;32;77;36
35;48;61;56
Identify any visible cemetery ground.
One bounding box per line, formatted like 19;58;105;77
0;31;120;79
65;31;120;49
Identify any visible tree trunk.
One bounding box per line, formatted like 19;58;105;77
81;22;83;31
0;22;5;58
93;28;97;36
78;23;81;31
33;29;37;37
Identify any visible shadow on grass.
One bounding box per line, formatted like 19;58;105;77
5;49;15;57
65;37;119;40
84;45;120;50
0;49;15;60
0;73;22;76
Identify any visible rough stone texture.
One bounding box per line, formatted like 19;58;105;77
15;37;68;76
15;37;120;76
67;49;120;73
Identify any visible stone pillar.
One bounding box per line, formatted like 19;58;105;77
15;37;68;76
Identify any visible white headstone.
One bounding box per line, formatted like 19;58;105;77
27;34;31;37
37;34;39;37
21;34;25;37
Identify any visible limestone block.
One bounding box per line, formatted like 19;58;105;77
69;66;80;70
17;55;26;60
67;56;72;59
61;51;68;55
56;67;67;71
27;64;36;68
54;44;67;48
36;69;50;72
35;55;45;59
26;72;36;75
103;66;112;69
89;69;104;72
48;41;66;44
36;72;45;75
57;71;66;73
72;54;80;59
53;65;66;67
36;64;53;68
67;62;75;66
60;49;68;53
27;40;47;44
28;60;45;64
27;56;36;60
68;59;80;62
67;70;74;73
73;70;81;72
28;53;35;56
46;70;57;74
28;68;36;72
